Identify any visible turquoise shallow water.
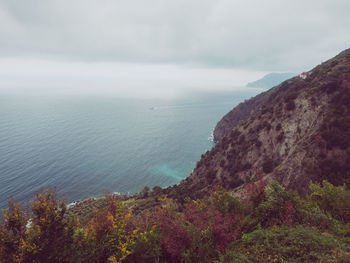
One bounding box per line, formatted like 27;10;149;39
0;90;259;208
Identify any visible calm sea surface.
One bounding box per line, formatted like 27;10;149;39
0;90;259;208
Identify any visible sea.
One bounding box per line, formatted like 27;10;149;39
0;89;259;208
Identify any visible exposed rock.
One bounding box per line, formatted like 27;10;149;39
171;48;350;201
213;90;273;142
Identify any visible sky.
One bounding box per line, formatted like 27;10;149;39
0;0;349;98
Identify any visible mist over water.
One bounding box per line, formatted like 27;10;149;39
0;89;259;208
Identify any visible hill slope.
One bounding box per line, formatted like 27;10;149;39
170;48;350;201
246;72;296;89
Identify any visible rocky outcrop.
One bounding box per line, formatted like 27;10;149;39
170;48;350;201
214;74;297;142
213;90;273;142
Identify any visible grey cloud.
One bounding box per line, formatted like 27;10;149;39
0;0;349;71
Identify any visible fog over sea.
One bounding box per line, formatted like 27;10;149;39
0;89;259;208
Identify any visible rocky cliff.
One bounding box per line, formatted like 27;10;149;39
213;90;271;142
169;48;350;202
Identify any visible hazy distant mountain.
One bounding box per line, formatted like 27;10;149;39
247;72;296;89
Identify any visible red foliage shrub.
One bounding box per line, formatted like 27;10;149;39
184;199;242;253
279;199;297;226
210;210;241;252
154;207;191;262
244;171;266;208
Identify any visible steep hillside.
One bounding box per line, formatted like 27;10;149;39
214;73;295;142
171;48;350;201
213;90;272;142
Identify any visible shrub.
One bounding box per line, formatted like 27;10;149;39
321;129;350;150
184;207;241;255
182;225;216;263
255;139;262;148
263;121;272;131
228;176;244;189
225;225;348;263
205;169;217;184
155;207;191;262
209;186;243;214
284;92;298;102
262;158;275;174
241;162;252;171
23;189;78;263
244;175;266;209
140;186;150;198
125;227;162;263
152;186;162;195
285;100;296;111
318;158;350;186
320;80;341;94
238;135;245;143
84;195;137;263
0;200;29;263
0;189;83;263
219;159;225;168
255;181;298;227
214;250;249;263
152;200;232;262
275;123;282;131
309;181;350;223
3;180;350;263
276;131;284;143
294;197;331;230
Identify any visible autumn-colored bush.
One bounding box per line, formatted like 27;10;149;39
0;189;79;263
129;188;244;263
155;206;191;262
125;226;162;263
2;180;350;262
184;199;242;253
244;174;266;209
83;195;138;263
0;200;28;263
24;189;78;262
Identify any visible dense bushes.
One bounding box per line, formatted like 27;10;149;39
217;225;349;263
285;100;296;111
1;181;350;262
309;181;350;222
318;156;350;187
0;201;29;263
0;189;79;263
254;181;298;227
320;86;350;150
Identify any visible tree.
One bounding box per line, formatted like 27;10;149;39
21;189;78;263
0;200;28;263
83;195;137;263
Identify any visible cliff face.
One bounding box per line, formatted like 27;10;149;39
213;90;271;142
171;48;350;201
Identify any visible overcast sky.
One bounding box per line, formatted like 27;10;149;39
0;0;349;97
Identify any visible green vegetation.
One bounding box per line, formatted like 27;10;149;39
1;180;350;262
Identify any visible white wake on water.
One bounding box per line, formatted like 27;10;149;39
207;129;214;142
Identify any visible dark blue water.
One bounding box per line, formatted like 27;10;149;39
0;90;259;208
